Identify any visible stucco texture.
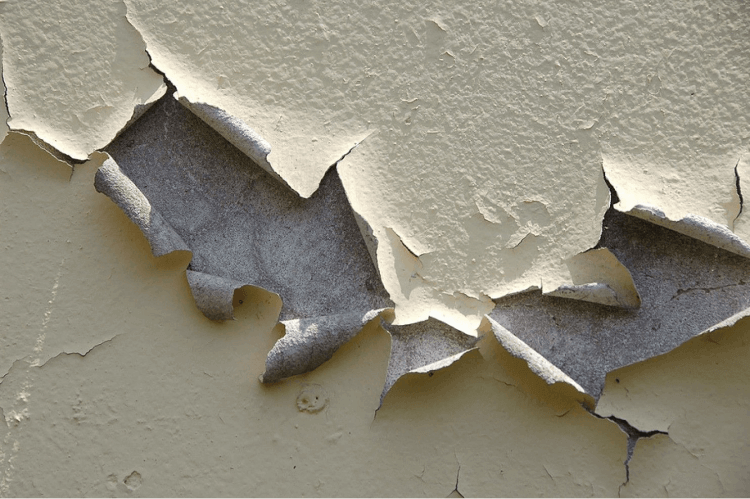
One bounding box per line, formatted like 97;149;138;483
1;0;749;496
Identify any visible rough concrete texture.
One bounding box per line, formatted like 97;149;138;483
490;208;750;397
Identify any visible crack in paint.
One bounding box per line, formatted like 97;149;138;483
32;335;123;371
585;405;667;486
670;281;746;301
733;157;744;225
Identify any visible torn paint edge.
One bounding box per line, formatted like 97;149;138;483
174;93;297;194
544;282;627;308
621;204;750;259
259;308;390;383
351;209;382;280
485;315;586;394
409;349;476;375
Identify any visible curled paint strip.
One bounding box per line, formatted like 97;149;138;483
260;309;388;383
486;316;585;392
186;270;251;321
626;204;750;259
174;94;297;192
94;157;190;256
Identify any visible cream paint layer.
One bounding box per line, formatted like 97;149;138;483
0;0;165;161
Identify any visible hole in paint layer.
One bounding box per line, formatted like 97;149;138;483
296;384;328;413
124;471;142;490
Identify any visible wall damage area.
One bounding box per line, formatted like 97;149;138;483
0;0;748;496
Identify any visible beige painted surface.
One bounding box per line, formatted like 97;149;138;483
1;0;750;495
598;318;750;496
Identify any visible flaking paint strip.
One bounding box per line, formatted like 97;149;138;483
485;316;585;393
625;204;750;259
174;94;291;190
260;308;389;383
94;157;190;256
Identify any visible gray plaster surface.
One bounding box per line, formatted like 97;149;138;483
490;209;750;398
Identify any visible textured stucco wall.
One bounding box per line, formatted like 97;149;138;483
1;0;749;496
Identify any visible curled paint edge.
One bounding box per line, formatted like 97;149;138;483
544;283;623;308
380;317;479;404
185;270;259;321
174;93;298;194
94;156;190;256
409;349;476;375
622;204;750;259
259;308;390;383
486;315;586;394
701;305;750;336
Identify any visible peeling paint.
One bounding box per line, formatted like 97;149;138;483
1;0;749;495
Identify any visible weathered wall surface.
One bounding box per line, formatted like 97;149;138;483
1;0;748;496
